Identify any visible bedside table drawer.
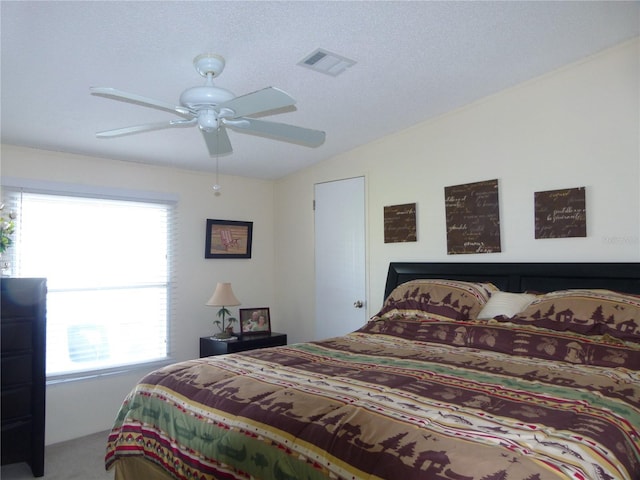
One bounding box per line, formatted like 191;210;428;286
200;332;287;357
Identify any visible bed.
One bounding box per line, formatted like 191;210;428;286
106;262;640;480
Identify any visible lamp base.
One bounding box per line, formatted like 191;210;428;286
213;331;232;339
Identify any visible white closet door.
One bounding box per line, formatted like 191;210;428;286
314;177;366;339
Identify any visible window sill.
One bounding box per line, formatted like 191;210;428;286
46;358;175;386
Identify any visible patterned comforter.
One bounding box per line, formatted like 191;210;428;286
106;316;640;480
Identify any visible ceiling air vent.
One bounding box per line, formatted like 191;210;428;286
298;48;356;77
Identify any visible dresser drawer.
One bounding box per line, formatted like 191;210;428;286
1;419;32;466
1;354;32;387
1;385;32;419
1;320;33;353
0;298;40;318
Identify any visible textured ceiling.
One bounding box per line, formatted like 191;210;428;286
2;1;639;180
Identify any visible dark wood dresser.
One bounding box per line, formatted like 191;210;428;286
1;278;47;477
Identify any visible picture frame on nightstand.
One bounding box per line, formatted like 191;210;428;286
239;307;271;335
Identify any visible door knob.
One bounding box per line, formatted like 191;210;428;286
353;300;364;308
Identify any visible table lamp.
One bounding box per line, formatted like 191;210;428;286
206;282;240;338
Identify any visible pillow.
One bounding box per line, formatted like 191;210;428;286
374;279;499;321
511;289;640;342
476;292;537;320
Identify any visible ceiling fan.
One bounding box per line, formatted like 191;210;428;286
90;53;326;156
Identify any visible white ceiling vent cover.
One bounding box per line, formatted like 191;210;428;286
298;49;356;76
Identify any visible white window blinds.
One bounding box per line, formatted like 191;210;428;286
2;187;175;379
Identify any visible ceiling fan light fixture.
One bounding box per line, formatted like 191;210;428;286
198;110;219;132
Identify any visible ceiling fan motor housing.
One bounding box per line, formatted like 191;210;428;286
179;85;235;110
180;85;236;131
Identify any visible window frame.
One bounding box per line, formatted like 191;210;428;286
1;177;178;382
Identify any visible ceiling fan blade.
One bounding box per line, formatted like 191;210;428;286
225;118;326;147
90;87;193;116
96;118;196;138
220;87;296;118
202;127;233;156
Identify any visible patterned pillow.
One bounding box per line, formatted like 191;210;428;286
374;279;499;321
511;289;640;342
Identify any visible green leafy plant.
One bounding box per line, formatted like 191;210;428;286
0;204;15;254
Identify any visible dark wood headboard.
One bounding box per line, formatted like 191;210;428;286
384;262;640;299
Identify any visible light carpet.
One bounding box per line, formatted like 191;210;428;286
1;430;113;480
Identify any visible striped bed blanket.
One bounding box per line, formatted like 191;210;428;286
105;315;640;480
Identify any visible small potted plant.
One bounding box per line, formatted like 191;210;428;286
213;308;237;339
225;317;237;336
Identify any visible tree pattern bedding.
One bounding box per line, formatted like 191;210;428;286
106;281;640;480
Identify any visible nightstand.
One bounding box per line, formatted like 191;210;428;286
200;332;287;357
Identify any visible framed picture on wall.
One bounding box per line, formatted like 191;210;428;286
205;219;253;259
239;308;271;335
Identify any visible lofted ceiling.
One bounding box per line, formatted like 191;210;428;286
1;1;639;180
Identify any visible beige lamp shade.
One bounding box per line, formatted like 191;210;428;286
206;282;240;307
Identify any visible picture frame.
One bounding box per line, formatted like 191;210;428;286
239;308;271;335
205;219;253;259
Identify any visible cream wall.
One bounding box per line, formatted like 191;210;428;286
0;146;277;444
0;38;638;445
274;39;640;344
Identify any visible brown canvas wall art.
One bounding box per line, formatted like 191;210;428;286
534;187;586;239
444;179;501;254
384;203;417;243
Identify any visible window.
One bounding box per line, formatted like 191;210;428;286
2;186;174;379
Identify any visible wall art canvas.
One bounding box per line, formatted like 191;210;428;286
384;203;417;243
534;187;586;239
444;179;501;254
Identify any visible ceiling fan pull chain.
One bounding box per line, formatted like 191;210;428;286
213;128;222;194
